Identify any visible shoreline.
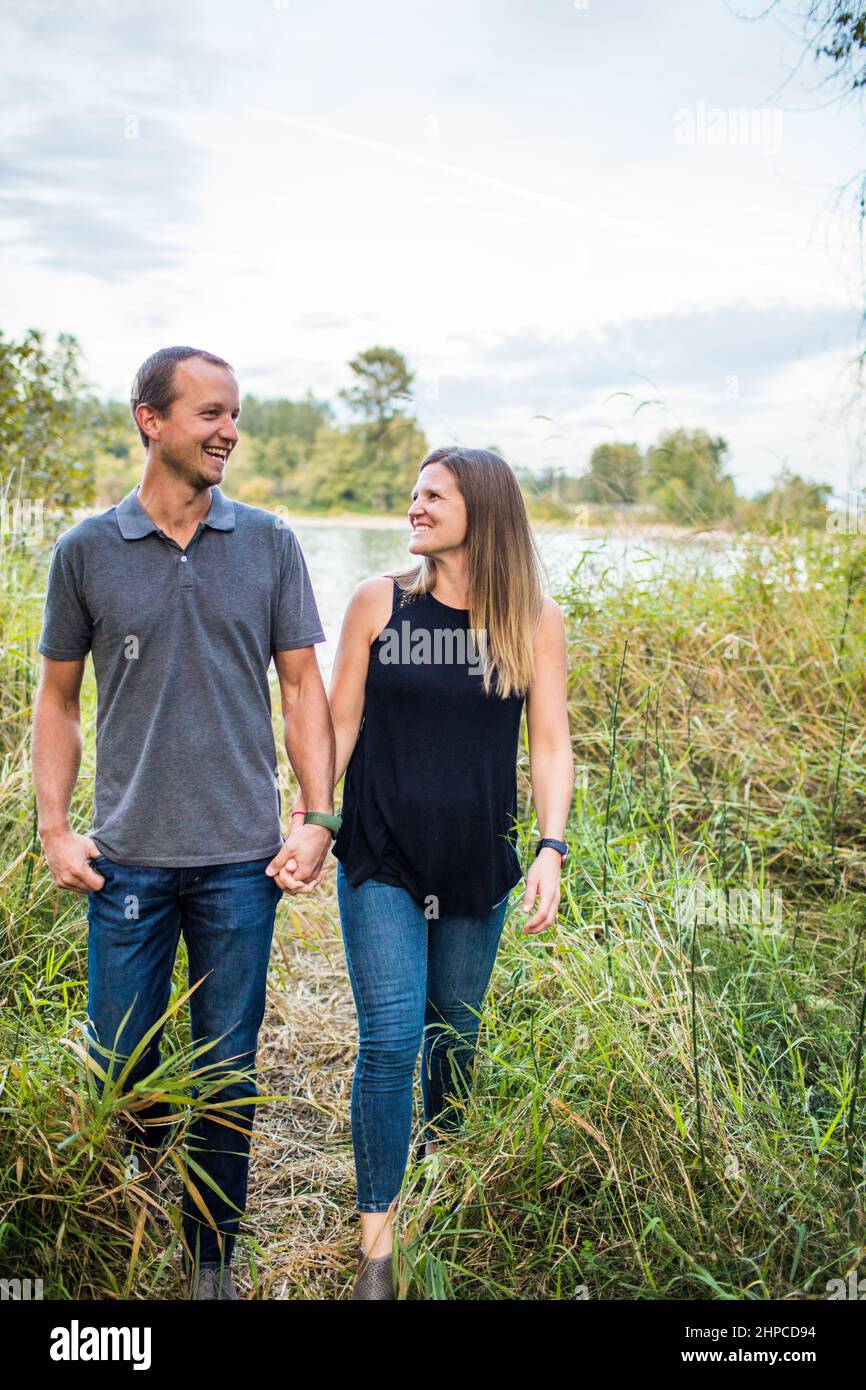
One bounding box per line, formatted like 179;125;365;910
287;512;736;542
82;499;751;544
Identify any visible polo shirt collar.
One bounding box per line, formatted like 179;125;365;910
115;485;236;540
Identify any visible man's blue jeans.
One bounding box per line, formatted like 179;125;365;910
336;862;511;1213
86;854;282;1269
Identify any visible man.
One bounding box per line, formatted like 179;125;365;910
31;346;336;1300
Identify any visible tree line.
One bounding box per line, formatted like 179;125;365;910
0;329;838;531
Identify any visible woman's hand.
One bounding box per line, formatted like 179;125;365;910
266;824;331;893
520;847;563;934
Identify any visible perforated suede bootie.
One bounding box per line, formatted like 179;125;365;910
350;1248;395;1300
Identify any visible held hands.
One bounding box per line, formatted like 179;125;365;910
521;846;563;934
265;822;331;893
41;829;107;894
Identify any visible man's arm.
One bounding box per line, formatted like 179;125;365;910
31;657;105;893
266;645;336;889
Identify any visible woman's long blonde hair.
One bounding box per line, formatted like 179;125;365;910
389;447;546;699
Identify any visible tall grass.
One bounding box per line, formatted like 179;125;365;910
397;531;866;1298
1;525;864;1297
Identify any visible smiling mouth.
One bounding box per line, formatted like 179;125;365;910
412;524;432;532
203;447;230;461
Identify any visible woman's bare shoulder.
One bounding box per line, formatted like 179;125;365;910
534;595;566;637
347;575;399;644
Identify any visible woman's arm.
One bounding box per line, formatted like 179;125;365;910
296;576;391;804
278;578;392;888
326;578;387;787
521;597;575;933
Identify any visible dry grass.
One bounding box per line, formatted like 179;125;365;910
3;528;866;1298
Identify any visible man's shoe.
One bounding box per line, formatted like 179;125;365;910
350;1249;395;1300
190;1265;240;1300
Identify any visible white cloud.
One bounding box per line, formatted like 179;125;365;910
1;0;863;492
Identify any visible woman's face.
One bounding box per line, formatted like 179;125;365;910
407;462;467;556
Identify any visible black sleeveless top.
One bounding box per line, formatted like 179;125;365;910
332;578;526;917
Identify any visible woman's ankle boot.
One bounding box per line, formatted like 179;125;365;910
350;1248;395;1300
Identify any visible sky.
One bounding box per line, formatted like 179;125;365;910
1;0;864;500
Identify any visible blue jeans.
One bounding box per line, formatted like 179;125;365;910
86;854;282;1269
336;862;511;1213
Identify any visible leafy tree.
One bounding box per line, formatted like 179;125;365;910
514;464;584;520
763;4;866;318
88;400;141;504
0;329;103;510
238;392;333;443
361;414;429;512
88;400;138;460
295;416;428;513
749;470;833;531
328;348;426;512
642;428;737;526
293;425;368;511
579;442;643;504
801;0;866;97
338;347;414;444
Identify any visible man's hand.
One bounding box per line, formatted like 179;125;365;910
520;848;563;934
40;829;106;894
265;823;331;893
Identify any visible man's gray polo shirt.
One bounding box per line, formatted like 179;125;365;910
37;485;326;866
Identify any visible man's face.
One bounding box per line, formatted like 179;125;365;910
152;358;241;489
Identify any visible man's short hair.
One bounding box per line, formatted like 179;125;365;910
130;346;235;448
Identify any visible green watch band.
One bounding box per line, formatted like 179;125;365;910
303;811;342;839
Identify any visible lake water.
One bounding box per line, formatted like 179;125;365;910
291;522;736;680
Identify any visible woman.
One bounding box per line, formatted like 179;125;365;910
286;446;573;1299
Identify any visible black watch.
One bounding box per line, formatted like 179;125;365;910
535;837;569;862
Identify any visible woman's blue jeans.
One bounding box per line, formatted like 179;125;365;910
86;854;282;1269
336;862;511;1213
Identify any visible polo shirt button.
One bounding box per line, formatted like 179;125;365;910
180;556;188;563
